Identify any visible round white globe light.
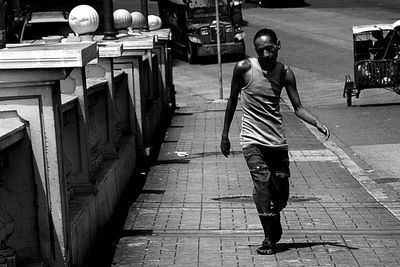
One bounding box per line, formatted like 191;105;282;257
69;5;100;35
148;15;162;31
113;9;132;30
131;11;146;32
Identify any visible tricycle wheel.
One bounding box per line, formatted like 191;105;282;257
346;90;352;106
344;75;354;106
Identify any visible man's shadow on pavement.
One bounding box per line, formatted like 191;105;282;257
189;150;243;159
155;151;244;165
250;241;358;253
276;242;358;252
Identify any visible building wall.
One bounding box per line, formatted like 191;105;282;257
0;131;41;264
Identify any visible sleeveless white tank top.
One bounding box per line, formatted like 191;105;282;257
240;58;288;149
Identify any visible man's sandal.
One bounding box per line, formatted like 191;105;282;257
256;241;276;255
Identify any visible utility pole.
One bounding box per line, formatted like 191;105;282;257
215;0;223;99
0;0;6;48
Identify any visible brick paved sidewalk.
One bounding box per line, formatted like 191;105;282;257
112;93;400;266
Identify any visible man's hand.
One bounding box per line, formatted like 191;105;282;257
220;137;231;157
318;125;330;141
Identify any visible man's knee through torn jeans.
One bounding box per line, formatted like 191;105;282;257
243;145;290;217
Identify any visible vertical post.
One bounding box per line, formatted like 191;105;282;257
215;0;223;99
103;0;117;40
141;0;150;32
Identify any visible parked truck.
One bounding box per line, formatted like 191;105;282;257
158;0;246;63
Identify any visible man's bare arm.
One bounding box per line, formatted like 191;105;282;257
284;66;330;140
221;59;251;157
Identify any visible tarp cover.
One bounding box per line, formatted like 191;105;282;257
353;24;393;34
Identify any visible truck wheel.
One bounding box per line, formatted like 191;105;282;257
187;42;196;64
346;89;352;106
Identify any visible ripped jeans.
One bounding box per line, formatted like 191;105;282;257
243;145;290;244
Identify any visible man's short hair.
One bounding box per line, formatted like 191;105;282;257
253;29;278;45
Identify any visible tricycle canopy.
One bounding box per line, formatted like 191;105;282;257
352;24;393;35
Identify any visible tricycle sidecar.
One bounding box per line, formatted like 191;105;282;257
344;24;400;106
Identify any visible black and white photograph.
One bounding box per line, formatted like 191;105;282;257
1;0;400;266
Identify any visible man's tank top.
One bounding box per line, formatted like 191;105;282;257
240;58;288;149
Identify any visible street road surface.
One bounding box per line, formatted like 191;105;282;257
114;0;400;196
164;0;400;196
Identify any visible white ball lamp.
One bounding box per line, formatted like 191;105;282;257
113;9;132;34
148;15;162;31
68;5;100;41
130;11;146;34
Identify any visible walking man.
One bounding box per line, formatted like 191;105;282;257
220;28;330;255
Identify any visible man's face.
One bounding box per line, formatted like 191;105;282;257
254;35;280;66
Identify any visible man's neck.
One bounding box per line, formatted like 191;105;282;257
258;58;276;72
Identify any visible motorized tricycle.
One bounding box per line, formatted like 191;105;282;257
344;23;400;106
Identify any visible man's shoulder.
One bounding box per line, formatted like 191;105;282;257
276;61;292;75
276;61;288;68
234;58;252;73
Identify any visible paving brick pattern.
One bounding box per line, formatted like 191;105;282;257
112;100;400;266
